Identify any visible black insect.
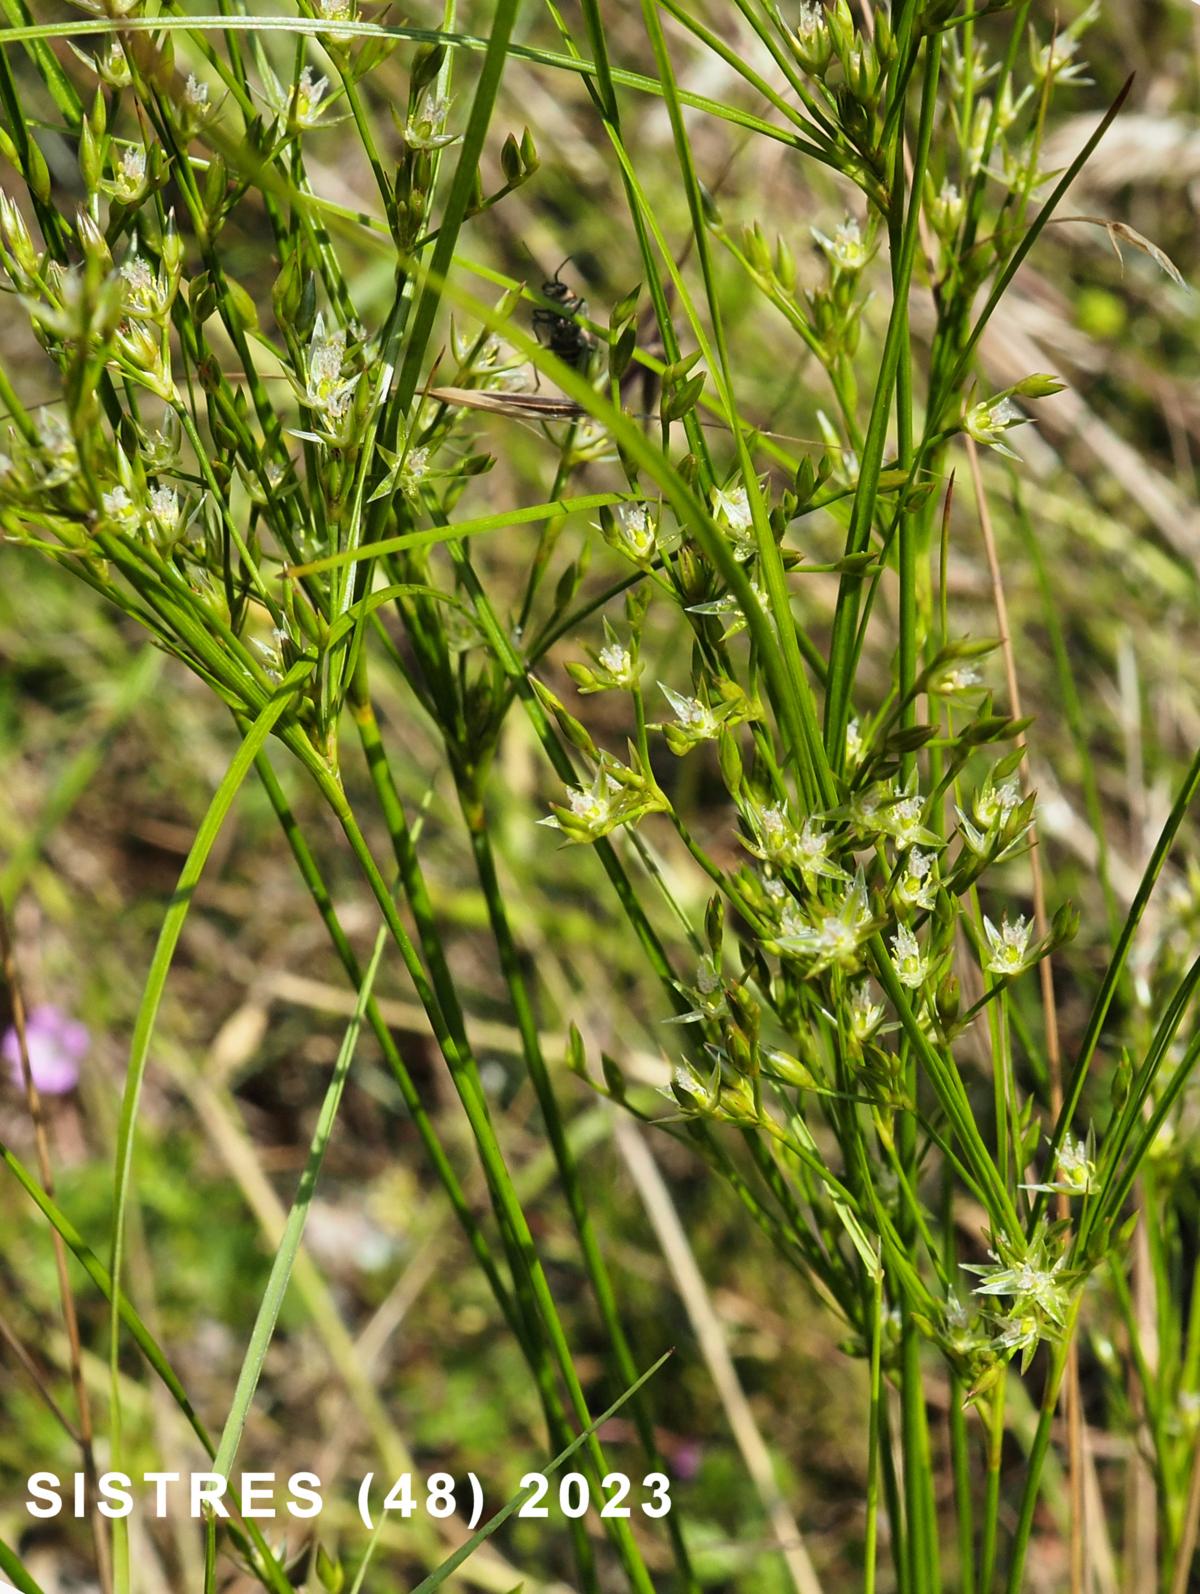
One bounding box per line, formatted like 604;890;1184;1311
532;260;596;372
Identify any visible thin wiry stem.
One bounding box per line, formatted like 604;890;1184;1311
967;435;1087;1593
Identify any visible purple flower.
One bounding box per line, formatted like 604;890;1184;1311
2;1004;89;1096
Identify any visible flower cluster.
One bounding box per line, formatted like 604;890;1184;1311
540;753;667;844
287;314;366;445
565;619;640;694
956;764;1035;860
654;680;756;755
963;1228;1078;1372
776;870;877;975
600;501;660;566
1022;1132;1100;1198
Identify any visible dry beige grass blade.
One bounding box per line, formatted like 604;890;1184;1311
425;385;588;421
612;1115;826;1594
1051;215;1186;289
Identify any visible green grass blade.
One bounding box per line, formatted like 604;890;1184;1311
105;663;313;1585
391;0;522;416
936;73;1134;420
408;1350;672;1594
210;926;387;1477
0;1137;212;1449
0;1537;47;1594
1046;739;1200;1191
0;1138;297;1594
0;14;819;149
289;493;628;576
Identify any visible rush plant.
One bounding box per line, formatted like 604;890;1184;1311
1;1;1197;1591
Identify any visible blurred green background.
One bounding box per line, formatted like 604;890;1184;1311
2;2;1199;1590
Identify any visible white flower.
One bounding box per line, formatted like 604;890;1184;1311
848;783;886;840
37;412;77;484
982;913;1034;977
996;1313;1041;1359
661;956;731;1027
930;180;963;238
291;65;331;129
102;485;137;522
1032;6;1098;87
792;1;833;73
760;806;789;849
795;1;825;40
660;683;719;740
1021;1132;1099;1198
598;643;628;675
896;848;938;912
299;313;359;430
970;1251;1068;1324
964;396;1023;456
845;717;865;770
399;446;429;496
940;663;982;694
403;90;459;151
97;42;132;87
539;757;664;844
113;144;148;204
876;775;937;851
890;923;929;989
746;805;846;890
710;482;758;559
779;871;874;973
183;74;211;116
184;73;208;108
711;482;752;532
120;254;171;319
571;785;607;822
597;643;634;686
572;621;639;695
813;216;870;274
848;981;885;1045
886;793;929;849
1054;1134;1097;1192
121;255;154;296
975;776;1021;829
610;502;658;563
958;775;1032;859
148;484;180;536
792;818;836;874
962;1229;1076;1352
